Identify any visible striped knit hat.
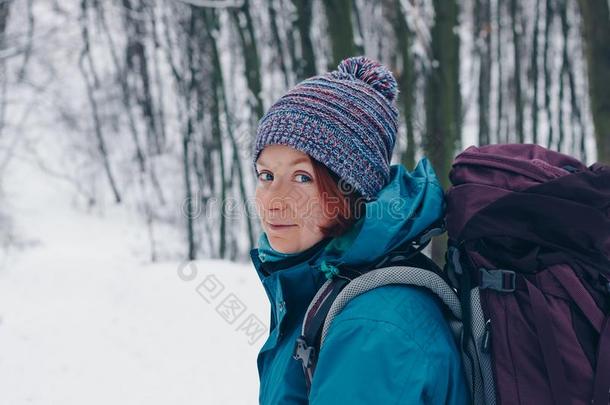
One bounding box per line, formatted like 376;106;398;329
252;56;399;201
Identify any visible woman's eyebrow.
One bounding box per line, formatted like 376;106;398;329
257;157;310;167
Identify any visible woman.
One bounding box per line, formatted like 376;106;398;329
250;56;468;404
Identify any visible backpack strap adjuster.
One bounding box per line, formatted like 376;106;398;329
599;275;610;295
447;245;463;275
479;268;516;292
293;335;316;369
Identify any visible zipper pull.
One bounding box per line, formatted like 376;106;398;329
482;319;492;353
320;260;340;280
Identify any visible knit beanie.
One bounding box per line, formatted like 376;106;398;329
252;56;399;201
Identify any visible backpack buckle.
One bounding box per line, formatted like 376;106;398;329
479;268;516;292
417;225;445;245
293;336;316;369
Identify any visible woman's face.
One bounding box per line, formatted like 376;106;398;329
255;144;329;254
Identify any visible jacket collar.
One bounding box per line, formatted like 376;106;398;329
250;236;333;279
249;238;331;329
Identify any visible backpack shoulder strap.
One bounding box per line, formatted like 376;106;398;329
319;264;463;348
310;264;493;405
293;251;463;395
292;276;350;393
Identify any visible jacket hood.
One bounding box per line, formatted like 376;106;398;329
314;158;444;276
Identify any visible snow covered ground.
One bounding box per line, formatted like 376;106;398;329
0;154;268;404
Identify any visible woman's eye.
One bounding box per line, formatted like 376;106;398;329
258;172;273;182
257;171;311;184
295;174;312;183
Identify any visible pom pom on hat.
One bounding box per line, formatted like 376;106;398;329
329;56;399;103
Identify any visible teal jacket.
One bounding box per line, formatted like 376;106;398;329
250;160;469;404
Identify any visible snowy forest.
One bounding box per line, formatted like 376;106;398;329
1;0;609;263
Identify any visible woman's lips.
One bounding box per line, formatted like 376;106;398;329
266;222;297;231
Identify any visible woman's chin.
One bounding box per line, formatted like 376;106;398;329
270;241;299;254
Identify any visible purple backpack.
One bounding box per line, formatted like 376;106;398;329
445;144;610;405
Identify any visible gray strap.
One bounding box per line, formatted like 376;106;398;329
320;266;462;346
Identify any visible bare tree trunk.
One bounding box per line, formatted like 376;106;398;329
510;0;524;143
0;0;11;144
183;9;199;260
97;4;146;173
182;117;196;260
323;0;356;69
207;9;256;252
230;0;264;120
558;0;569;151
0;1;10;39
267;0;290;88
495;0;507;143
390;0;415;170
425;0;461;266
577;0;610;164
351;0;364;56
17;0;33;80
202;8;227;259
79;0;122;204
149;5;168;150
290;0;316;81
122;0;162;155
529;0;541;144
543;0;554;149
476;0;492;145
557;0;586;161
96;3;164;261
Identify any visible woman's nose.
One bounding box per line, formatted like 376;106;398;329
268;179;307;216
268;180;293;209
